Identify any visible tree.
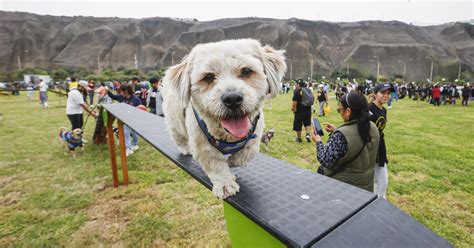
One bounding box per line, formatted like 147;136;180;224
13;67;49;80
390;73;404;81
0;71;15;81
51;68;68;81
146;69;166;80
460;70;472;81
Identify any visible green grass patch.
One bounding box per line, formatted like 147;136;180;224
0;92;473;247
121;215;172;246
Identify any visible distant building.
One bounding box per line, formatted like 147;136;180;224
23;74;51;84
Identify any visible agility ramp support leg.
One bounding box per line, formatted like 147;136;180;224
105;110;129;187
106;111;120;187
223;202;284;248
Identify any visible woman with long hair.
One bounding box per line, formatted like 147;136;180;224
312;91;380;192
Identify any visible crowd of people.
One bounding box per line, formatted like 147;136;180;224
62;77;165;156
8;74;472;198
290;78;472;198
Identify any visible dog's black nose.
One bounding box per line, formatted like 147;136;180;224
221;91;243;109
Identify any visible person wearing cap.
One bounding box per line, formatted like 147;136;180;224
146;78;164;116
369;83;394;199
66;79;97;130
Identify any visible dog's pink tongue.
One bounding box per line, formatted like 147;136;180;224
221;116;250;139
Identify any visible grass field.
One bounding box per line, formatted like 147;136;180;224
0;91;473;247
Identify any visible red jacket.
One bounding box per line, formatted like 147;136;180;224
432;87;441;98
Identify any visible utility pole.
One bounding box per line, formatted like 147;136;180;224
97;56;102;74
17;50;28;70
346;63;349;77
425;56;434;82
458;63;462;80
430;60;433;82
172;51;175;66
17;56;22;70
289;59;293;80
134;53;138;69
310;54;313;82
374;56;380;82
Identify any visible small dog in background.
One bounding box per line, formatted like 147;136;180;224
59;127;85;156
260;129;275;151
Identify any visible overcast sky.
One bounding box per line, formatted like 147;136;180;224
1;0;473;25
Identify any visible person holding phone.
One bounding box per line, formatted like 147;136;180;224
311;91;380;192
369;83;394;199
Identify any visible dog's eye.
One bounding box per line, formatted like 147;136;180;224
203;73;215;83
240;68;253;77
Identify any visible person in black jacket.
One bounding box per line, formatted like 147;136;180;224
369;83;393;199
317;84;328;117
292;79;312;143
461;83;471;106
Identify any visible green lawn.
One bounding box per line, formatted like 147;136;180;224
0;91;473;247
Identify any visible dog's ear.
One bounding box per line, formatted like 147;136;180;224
164;56;191;107
261;46;287;98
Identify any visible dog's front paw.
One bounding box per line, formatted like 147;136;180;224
212;178;240;200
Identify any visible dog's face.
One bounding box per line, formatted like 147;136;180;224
266;129;275;139
166;39;286;139
71;128;83;140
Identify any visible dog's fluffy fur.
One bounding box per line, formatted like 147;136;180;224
59;127;84;156
162;39;286;199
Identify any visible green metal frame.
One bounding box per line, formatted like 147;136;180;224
223;202;285;248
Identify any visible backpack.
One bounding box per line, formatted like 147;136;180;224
454;89;460;98
300;88;315;107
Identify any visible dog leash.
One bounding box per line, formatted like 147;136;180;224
82;95;106;132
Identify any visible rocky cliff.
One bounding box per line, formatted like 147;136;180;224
1;11;473;80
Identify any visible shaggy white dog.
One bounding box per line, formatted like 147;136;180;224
162;39;286;199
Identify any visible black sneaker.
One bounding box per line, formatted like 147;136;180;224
305;133;311;143
295;137;302;143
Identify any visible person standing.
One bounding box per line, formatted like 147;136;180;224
461;83;471;106
66;81;97;130
38;79;49;108
292;79;313;143
26;81;34;101
146;78;164;116
369;83;393;199
317;84;328;117
432;85;441;106
107;84;142;156
130;77;141;92
312;91;380;192
87;79;95;105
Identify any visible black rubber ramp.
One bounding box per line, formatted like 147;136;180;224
103;103;452;247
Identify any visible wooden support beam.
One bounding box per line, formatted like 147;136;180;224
106;111;119;187
117;120;129;185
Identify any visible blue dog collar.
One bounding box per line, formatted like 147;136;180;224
192;107;259;155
